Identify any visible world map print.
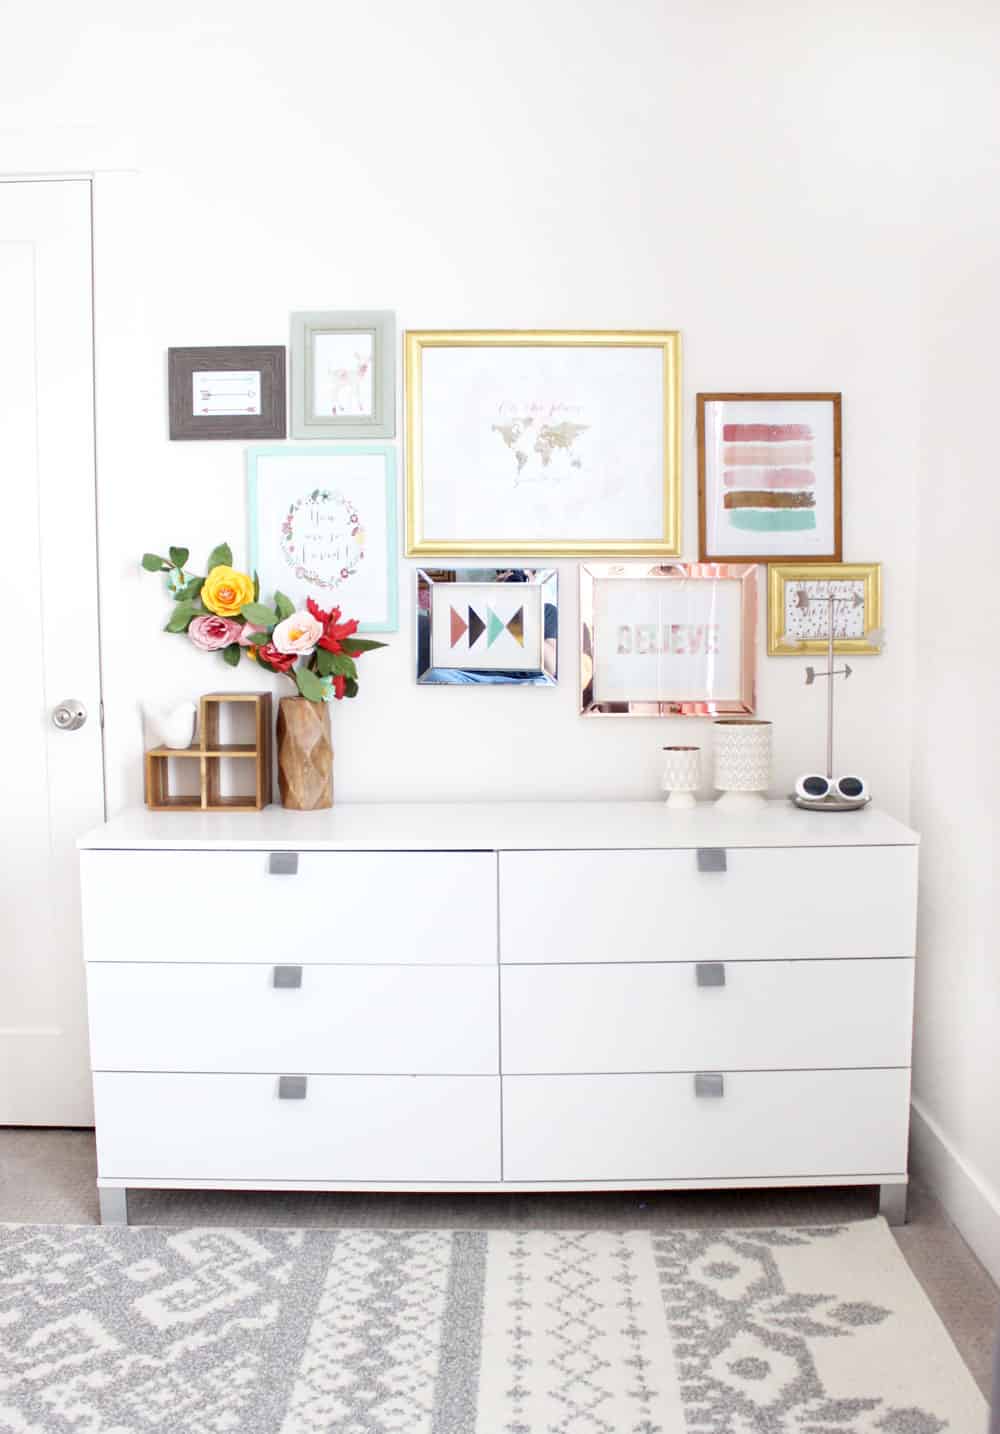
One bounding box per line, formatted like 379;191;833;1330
491;409;590;484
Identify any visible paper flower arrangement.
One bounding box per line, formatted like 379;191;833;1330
141;542;386;701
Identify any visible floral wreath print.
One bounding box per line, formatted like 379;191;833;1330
280;488;366;590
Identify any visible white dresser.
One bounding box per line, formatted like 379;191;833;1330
78;802;919;1225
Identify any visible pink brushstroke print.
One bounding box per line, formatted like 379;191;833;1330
723;443;815;466
723;423;813;442
723;468;816;489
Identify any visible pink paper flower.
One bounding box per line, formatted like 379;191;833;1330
187;615;243;651
272;610;324;656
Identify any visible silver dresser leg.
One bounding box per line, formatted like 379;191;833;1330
98;1186;128;1226
879;1181;908;1226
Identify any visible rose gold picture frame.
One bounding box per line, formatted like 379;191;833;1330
580;562;758;716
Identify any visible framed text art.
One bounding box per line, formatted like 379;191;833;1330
291;310;395;439
247;445;398;633
698;393;842;563
404;330;682;557
768;562;882;656
168;346;286;440
416;568;558;686
580;562;758;716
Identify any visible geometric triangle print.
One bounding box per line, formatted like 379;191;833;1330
467;607;486;647
486;607;505;647
449;605;469;648
506;606;524;646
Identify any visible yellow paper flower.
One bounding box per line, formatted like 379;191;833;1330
202;565;254;617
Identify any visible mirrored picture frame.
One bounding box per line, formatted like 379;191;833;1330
416;568;558;686
291;310;396;439
580;562;758;716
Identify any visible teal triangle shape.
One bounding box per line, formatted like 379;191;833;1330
487;607;505;647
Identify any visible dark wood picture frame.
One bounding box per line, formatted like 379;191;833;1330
168;346;286;440
697;392;842;563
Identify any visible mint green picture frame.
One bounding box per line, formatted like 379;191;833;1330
247;444;398;634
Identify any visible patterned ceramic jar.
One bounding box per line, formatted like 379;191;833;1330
661;746;701;809
713;719;772;808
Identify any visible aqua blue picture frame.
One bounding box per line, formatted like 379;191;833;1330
246;443;398;634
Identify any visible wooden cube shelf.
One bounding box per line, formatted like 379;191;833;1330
144;692;273;812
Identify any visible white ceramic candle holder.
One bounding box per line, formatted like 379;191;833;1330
661;745;701;809
713;719;772;809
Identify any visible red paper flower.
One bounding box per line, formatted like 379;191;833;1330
256;641;297;674
333;674;347;700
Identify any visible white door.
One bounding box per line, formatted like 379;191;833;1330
0;179;105;1125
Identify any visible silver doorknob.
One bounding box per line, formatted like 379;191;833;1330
52;699;87;731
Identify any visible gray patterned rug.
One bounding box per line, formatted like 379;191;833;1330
0;1220;986;1432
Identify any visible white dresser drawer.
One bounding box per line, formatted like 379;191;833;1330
81;850;497;965
502;1069;911;1182
87;963;498;1074
93;1073;501;1182
499;847;917;962
501;959;914;1073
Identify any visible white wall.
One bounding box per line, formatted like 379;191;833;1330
0;0;922;817
4;0;999;1281
908;6;1000;1281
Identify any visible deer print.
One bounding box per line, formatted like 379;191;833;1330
327;351;371;415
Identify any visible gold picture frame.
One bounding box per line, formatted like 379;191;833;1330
768;562;882;656
404;329;681;557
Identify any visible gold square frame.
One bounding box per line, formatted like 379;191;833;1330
768;562;882;656
404;330;681;557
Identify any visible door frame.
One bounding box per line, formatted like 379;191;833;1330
0;168;139;818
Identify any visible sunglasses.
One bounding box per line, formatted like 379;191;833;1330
795;774;869;802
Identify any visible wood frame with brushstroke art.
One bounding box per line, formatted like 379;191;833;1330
697;392;842;563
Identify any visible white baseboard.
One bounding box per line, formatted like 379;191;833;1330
910;1098;1000;1286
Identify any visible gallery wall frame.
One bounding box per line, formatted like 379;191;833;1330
405;330;682;557
416;567;558;686
768;562;882;656
698;392;842;563
580;562;758;716
247;444;398;634
291;310;396;439
168;345;286;440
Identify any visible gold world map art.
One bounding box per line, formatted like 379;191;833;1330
491;416;590;479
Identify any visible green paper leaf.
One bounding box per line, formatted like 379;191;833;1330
169;546;190;569
222;642;241;667
314;648;335;677
253;570;260;602
247;631;270;646
343;638;387;654
240;602;277;629
206;542;233;570
295;666;326;702
164;601;198;633
344;677;359;699
142;553;168;572
274;590;295;621
175;576;204;603
330;652;358;680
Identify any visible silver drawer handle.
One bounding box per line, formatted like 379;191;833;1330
696;962;726;988
268;852;299;875
696;848;727;873
273;965;303;989
278;1075;307;1100
694;1072;725;1099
